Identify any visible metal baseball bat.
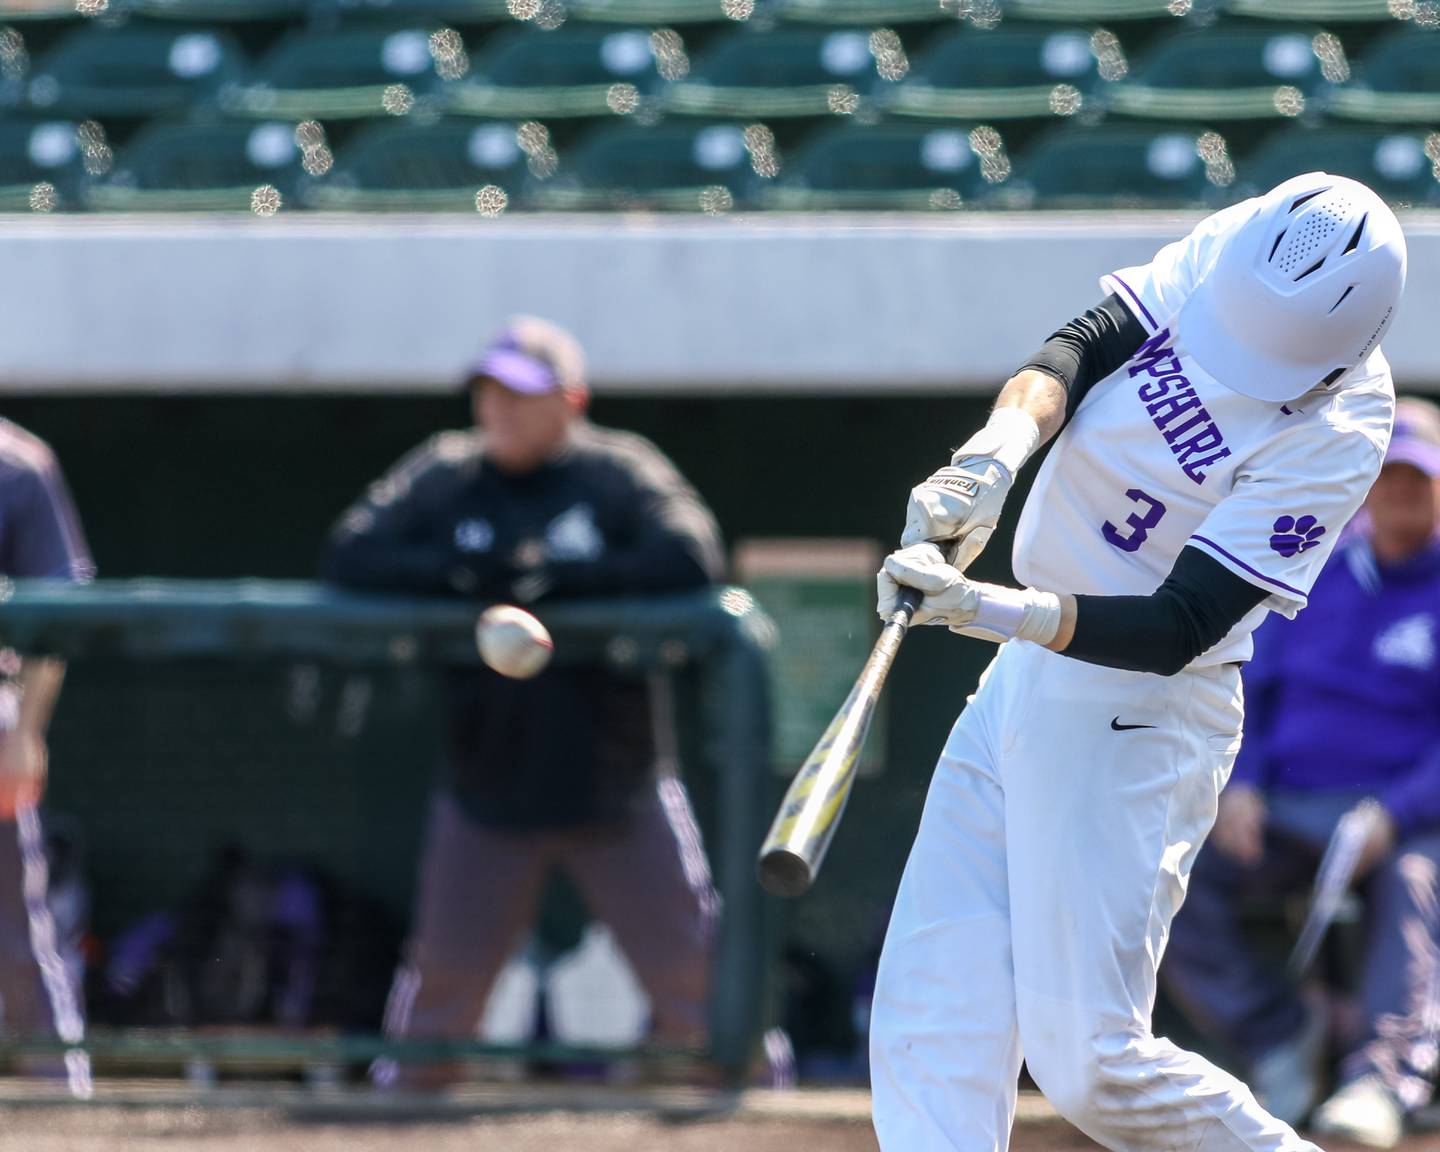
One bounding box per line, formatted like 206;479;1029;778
755;584;925;899
1288;799;1382;979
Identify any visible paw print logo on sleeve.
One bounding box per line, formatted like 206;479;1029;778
1269;514;1326;557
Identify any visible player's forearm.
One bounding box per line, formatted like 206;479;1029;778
14;657;64;735
993;369;1069;449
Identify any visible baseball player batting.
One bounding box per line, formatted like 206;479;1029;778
870;173;1406;1152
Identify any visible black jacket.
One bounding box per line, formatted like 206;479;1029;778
323;422;724;828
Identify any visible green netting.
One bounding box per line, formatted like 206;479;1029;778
1000;124;1226;208
83;119;306;211
760;123;991;210
1328;29;1440;123
0;117;85;210
1236;127;1440;205
775;0;958;25
0;580;776;1075
883;24;1104;121
1106;26;1333;120
221;25;443;120
529;121;759;210
306;118;530;211
446;25;665;118
25;23;250;118
664;27;882;118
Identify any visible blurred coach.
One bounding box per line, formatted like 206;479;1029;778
1162;397;1440;1147
323;317;725;1086
0;417;92;1096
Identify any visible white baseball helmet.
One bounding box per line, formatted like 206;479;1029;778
1178;172;1407;403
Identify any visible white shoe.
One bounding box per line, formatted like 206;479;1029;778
1311;1075;1404;1149
1250;1008;1326;1127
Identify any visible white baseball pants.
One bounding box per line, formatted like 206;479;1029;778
870;640;1318;1152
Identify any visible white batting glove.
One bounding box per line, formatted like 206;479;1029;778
877;543;1062;645
900;408;1042;568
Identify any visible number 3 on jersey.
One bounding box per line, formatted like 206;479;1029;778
1103;489;1167;553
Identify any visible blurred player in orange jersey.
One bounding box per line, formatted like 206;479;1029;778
0;416;93;1097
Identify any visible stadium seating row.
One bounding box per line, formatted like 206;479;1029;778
0;0;1422;26
7;117;1436;212
0;21;1435;126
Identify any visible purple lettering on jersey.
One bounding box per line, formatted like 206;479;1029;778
1174;425;1225;463
1145;391;1202;427
1125;326;1230;487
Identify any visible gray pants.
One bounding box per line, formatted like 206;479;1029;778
377;778;718;1086
0;808;90;1094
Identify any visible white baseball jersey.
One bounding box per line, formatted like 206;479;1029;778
1012;198;1394;667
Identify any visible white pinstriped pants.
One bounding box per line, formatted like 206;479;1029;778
869;640;1316;1152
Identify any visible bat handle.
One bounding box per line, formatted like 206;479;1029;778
894;585;924;625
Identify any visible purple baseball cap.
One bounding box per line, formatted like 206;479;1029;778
464;317;588;399
1386;397;1440;478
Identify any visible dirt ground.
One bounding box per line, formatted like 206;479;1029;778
1;1097;1438;1152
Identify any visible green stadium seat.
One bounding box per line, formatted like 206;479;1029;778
1105;26;1339;121
1327;29;1440;124
84;119;309;211
883;25;1114;122
566;0;753;21
759;123;1001;210
529;121;767;210
447;26;669;118
0;118;88;210
333;0;515;19
222;25;444;120
306;119;531;211
1005;0;1196;19
130;0;310;18
775;0;954;25
664;27;887;118
25;24;249;118
1235;127;1440;205
0;0;85;20
999;125;1233;208
1221;0;1395;20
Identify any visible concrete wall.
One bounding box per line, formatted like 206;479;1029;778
4;211;1439;394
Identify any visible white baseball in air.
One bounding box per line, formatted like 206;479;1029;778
475;604;553;680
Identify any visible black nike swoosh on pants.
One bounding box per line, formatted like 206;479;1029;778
1110;717;1157;731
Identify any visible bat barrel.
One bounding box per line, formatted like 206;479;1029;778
755;591;921;898
755;849;813;899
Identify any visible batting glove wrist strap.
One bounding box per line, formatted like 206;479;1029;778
951;406;1041;477
957;584;1062;646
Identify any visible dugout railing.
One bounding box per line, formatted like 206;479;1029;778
0;579;777;1081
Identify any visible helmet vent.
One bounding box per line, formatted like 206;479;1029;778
1327;284;1355;314
1342;214;1367;255
1271;194;1348;277
1288;188;1327;213
1269;228;1288;260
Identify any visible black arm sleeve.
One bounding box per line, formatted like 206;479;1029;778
1018;293;1149;421
1065;546;1270;676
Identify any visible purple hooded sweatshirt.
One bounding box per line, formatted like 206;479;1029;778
1231;533;1440;837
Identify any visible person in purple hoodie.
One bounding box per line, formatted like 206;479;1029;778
0;417;93;1097
1162;396;1440;1148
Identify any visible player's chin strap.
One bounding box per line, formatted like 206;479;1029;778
956;583;1063;647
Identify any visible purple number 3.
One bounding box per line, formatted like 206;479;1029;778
1103;489;1167;553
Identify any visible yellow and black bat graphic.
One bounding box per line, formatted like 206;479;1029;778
756;585;924;899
